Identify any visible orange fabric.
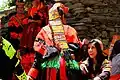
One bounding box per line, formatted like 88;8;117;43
29;7;37;17
109;74;120;80
103;34;120;56
35;25;79;54
29;3;44;17
20;2;48;49
28;68;39;79
111;35;120;44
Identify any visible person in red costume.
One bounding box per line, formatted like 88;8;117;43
20;0;48;50
27;0;82;80
19;0;48;74
8;0;26;50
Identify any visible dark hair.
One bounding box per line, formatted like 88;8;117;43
87;39;107;75
17;0;24;2
89;40;106;62
57;7;64;16
110;40;120;60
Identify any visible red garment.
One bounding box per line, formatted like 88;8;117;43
34;24;79;54
8;14;25;39
28;24;80;80
60;57;68;80
20;53;34;74
20;3;48;74
109;74;120;80
20;4;48;49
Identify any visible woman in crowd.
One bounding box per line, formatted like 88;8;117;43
109;40;120;80
80;39;111;80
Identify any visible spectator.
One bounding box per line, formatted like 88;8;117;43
80;39;111;80
109;40;120;80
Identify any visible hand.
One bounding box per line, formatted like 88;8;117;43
42;46;59;59
27;76;34;80
80;63;88;74
28;19;34;23
93;76;101;80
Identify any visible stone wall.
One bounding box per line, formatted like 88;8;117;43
64;0;120;48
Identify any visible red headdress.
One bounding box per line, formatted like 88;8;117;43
16;0;25;7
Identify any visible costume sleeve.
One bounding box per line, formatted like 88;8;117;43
28;52;42;79
97;59;111;80
33;29;47;56
66;26;81;61
28;30;44;79
66;25;79;43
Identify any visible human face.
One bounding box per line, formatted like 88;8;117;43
17;6;24;14
88;43;97;59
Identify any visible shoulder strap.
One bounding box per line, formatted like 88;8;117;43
13;16;24;29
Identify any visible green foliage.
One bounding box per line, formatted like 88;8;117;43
8;0;16;7
0;0;15;10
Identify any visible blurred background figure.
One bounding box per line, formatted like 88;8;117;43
20;0;48;50
103;34;120;57
109;40;120;80
0;32;26;80
7;0;26;50
79;38;90;61
19;0;48;74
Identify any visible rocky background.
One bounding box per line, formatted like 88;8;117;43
64;0;120;49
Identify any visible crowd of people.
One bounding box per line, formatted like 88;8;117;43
0;0;120;80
